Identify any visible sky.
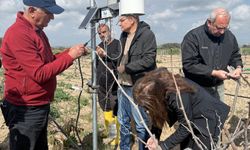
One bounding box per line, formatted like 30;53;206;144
1;0;250;47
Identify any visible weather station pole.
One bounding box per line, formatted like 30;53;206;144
79;0;120;149
89;0;98;149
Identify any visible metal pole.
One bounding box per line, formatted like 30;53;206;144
90;0;98;149
91;21;98;150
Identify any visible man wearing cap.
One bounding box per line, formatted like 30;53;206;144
0;0;87;149
117;14;157;150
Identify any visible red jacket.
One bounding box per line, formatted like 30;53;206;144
0;12;74;106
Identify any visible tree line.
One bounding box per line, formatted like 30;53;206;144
160;43;250;49
0;38;249;50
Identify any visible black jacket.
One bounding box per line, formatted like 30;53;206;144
118;21;157;84
97;39;121;87
181;22;243;87
159;79;230;150
96;39;121;110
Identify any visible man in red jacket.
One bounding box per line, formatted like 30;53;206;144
0;0;87;149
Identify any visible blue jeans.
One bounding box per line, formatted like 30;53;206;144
117;86;149;150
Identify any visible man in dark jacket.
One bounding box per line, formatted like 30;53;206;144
117;14;157;150
181;8;243;101
96;23;121;145
0;0;87;149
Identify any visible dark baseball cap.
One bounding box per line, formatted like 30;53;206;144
23;0;64;14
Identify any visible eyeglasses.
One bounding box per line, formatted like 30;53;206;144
213;23;230;31
119;18;127;22
117;17;128;25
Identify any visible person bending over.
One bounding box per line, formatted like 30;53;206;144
133;67;230;150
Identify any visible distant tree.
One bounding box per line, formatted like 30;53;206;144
242;44;250;48
157;43;181;55
159;43;181;49
53;46;66;50
52;46;66;54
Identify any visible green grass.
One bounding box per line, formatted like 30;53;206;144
58;81;72;89
50;105;60;118
241;47;250;55
80;97;90;107
54;88;73;102
52;48;64;54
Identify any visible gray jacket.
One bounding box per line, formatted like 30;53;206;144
119;21;157;84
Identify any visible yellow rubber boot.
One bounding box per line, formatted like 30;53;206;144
102;111;115;138
110;116;120;146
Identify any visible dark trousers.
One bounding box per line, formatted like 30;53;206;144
97;85;117;112
2;100;50;150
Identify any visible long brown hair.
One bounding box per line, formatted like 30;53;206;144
133;67;195;129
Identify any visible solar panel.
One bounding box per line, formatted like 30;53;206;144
79;7;98;29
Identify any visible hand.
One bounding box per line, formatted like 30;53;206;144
96;46;106;57
211;70;229;80
227;67;242;80
68;44;88;60
117;65;125;73
147;137;162;150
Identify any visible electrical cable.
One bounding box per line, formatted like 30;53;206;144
74;31;99;149
98;21;122;111
49;115;81;150
102;21;123;61
103;39;123;61
62;19;122;149
54;25;121;149
43;24;98;150
75;57;84;149
104;38;109;110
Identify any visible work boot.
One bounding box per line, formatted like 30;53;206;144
102;111;116;138
110;116;120;146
